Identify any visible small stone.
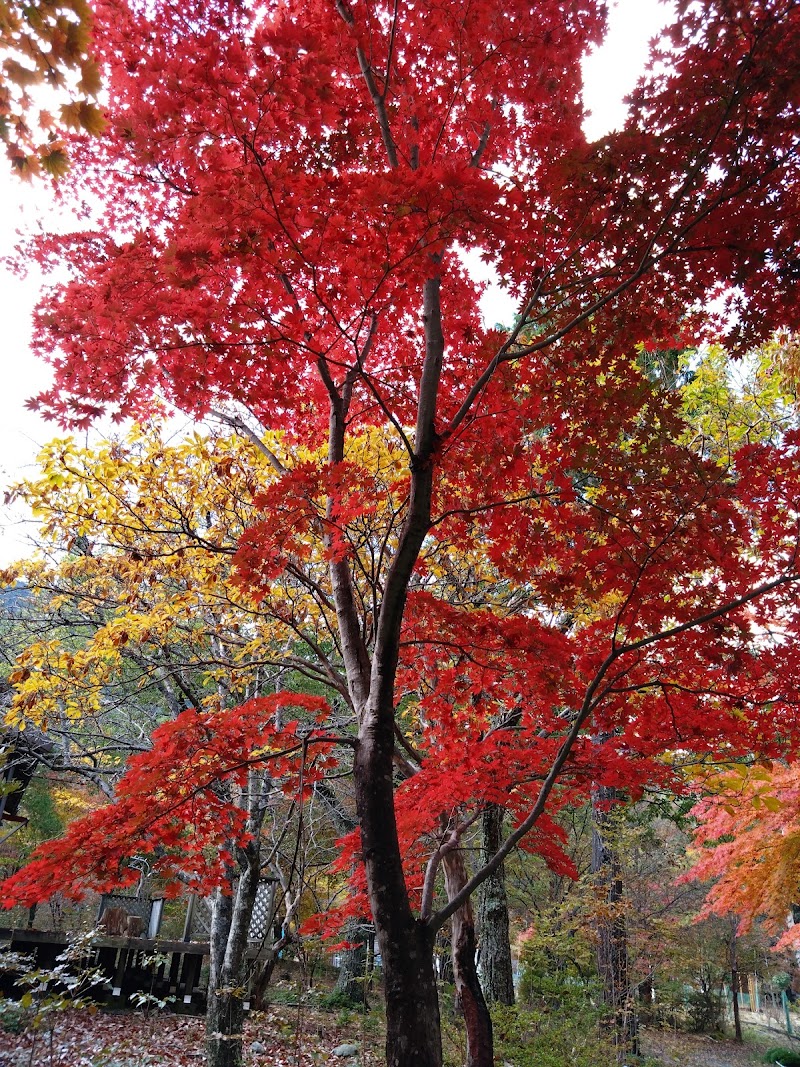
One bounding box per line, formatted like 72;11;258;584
332;1043;359;1057
250;1040;267;1055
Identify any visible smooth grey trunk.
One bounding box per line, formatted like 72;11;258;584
477;804;515;1006
729;924;743;1042
206;841;260;1067
206;774;268;1067
591;787;637;1061
442;847;494;1067
207;884;242;1067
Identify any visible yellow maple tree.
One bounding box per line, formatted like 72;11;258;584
2;421;416;733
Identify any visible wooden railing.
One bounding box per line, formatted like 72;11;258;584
0;926;272;1010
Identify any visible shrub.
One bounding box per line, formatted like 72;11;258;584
491;1003;618;1067
763;1049;800;1067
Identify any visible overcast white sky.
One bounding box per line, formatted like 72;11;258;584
0;0;674;564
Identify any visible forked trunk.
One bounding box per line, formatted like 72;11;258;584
206;837;261;1067
443;847;494;1067
207;888;242;1067
343;270;447;1067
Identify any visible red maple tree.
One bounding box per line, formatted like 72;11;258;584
687;761;800;952
1;695;331;904
6;0;800;1065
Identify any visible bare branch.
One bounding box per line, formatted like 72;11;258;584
209;408;286;475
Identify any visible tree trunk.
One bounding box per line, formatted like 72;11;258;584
336;269;446;1067
379;917;442;1067
206;848;260;1067
206;777;265;1067
729;925;743;1043
206;976;246;1067
333;921;371;1006
591;787;638;1060
477;804;515;1006
207;887;241;1067
313;782;370;1006
443;847;494;1067
249;953;277;1011
354;730;443;1067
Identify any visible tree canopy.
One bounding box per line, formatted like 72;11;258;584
5;1;800;1065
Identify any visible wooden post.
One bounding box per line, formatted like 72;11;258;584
783;990;794;1035
182;895;196;941
148;897;164;939
179;951;204;1004
112;947;128;997
168;950;182;994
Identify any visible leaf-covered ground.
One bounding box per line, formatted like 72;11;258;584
1;1009;796;1067
0;1003;385;1066
641;1025;798;1067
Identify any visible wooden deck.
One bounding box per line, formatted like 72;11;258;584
0;926;272;1010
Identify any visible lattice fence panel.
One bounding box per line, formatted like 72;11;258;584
186;881;276;942
99;893;153;925
248;881;276;943
193;898;212;938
